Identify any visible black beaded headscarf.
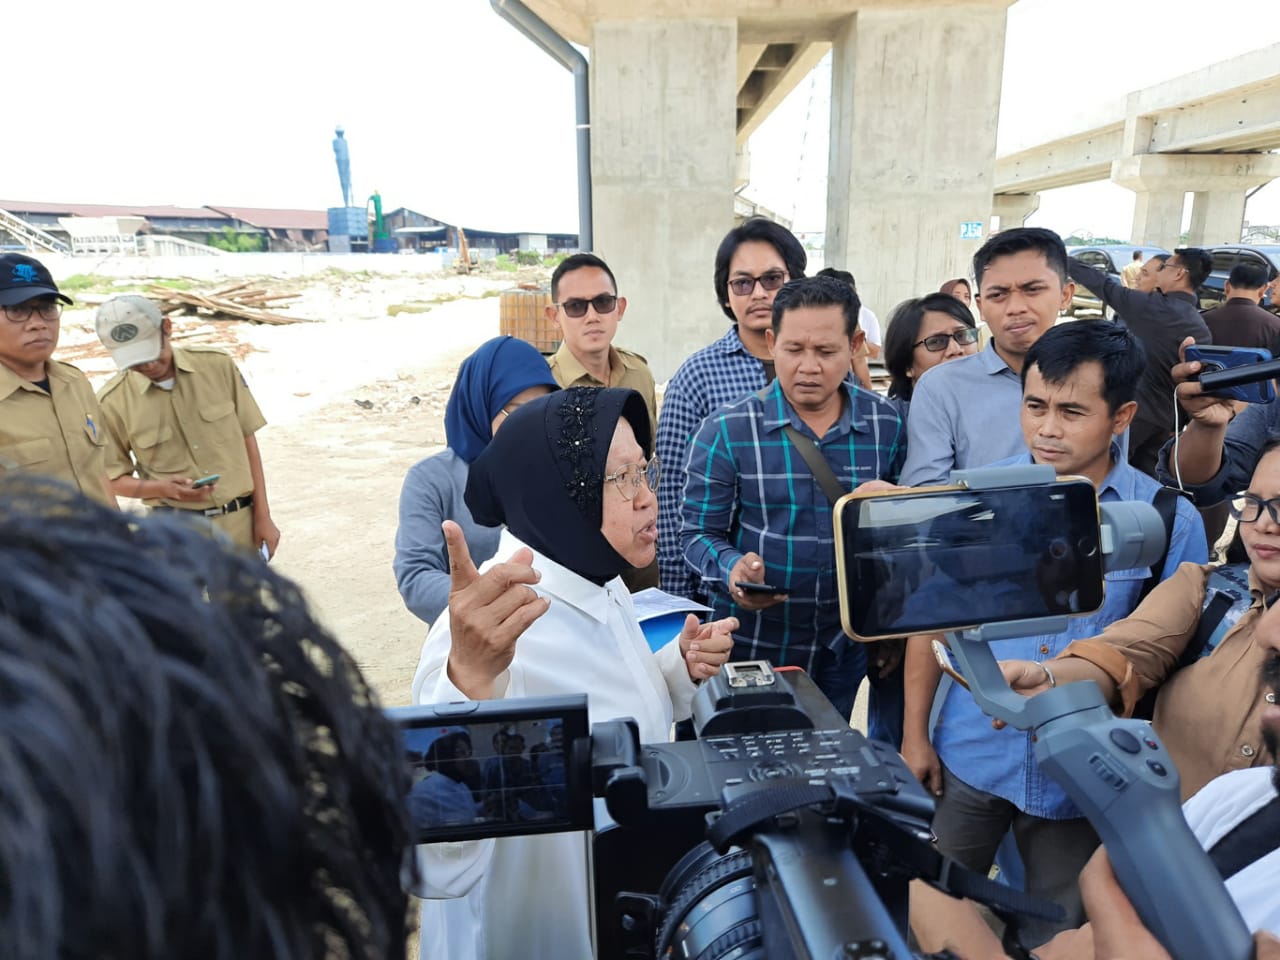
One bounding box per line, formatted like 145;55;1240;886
465;387;652;585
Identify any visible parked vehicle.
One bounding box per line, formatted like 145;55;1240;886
1200;245;1280;313
1066;244;1169;317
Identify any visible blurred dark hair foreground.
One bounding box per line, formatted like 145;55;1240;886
0;475;413;960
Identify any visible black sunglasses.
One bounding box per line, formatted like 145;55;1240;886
913;327;979;352
555;294;618;319
727;271;787;297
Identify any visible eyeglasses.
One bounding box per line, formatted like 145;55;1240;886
727;271;787;297
1157;261;1180;273
555;294;618;318
2;300;63;323
913;327;979;352
604;456;661;501
1229;493;1280;525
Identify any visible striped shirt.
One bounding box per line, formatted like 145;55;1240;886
655;327;768;598
679;378;906;674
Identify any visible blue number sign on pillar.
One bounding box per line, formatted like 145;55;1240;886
960;221;984;240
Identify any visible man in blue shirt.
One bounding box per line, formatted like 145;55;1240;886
901;321;1206;944
680;276;905;717
655;218;808;599
900;228;1076;487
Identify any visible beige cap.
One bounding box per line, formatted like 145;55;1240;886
96;295;164;369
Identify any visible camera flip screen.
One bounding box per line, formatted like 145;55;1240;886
389;696;592;844
836;478;1106;639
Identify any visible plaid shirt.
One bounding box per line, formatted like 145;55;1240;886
679;378;906;674
655;327;767;598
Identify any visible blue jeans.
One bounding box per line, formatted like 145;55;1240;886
866;662;904;749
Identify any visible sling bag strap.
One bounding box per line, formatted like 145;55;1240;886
756;388;847;505
1208;794;1280;881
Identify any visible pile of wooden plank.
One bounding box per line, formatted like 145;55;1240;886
146;281;312;325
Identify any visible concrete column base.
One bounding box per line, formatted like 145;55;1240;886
590;18;738;380
1112;153;1280;250
991;193;1041;230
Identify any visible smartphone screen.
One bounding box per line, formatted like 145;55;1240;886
836;479;1105;639
388;695;591;844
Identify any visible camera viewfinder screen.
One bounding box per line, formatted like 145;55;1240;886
401;705;590;844
840;480;1105;639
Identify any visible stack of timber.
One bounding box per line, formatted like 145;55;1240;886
145;281;311;325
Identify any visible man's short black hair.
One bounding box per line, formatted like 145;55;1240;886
1150;253;1170;265
0;475;412;960
1174;247;1212;289
770;276;860;338
882;293;976;401
1132;250;1143;261
816;266;856;289
1228;262;1271;291
972;227;1069;289
551;252;617;300
714;218;807;322
1021;321;1147;414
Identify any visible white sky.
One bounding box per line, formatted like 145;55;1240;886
5;0;1279;240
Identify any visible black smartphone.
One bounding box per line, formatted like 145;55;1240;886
734;581;785;596
833;477;1105;640
387;694;592;844
1188;345;1278;404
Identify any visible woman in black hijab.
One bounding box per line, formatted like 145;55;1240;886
409;386;736;960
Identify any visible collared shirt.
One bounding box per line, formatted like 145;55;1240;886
1120;260;1143;288
656;326;768;597
1155;397;1280;507
1203;297;1280;357
1068;259;1211;433
1057;562;1274;801
548;343;658;441
411;528;696;960
679;378;905;674
934;450;1207;819
97;347;266;508
899;341;1026;487
0;359;111;505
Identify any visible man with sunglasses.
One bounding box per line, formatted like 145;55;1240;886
1068;247;1212;476
547;252;659;589
546;253;657;440
0;253;115;506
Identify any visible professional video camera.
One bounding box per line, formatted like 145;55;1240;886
395;465;1255;960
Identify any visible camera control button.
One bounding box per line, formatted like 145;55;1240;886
1146;760;1168;777
1109;730;1141;754
1144;738;1160;750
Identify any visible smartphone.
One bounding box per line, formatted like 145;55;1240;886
832;477;1105;640
931;638;970;691
387;694;592;845
1186;345;1276;404
734;581;786;596
192;473;221;489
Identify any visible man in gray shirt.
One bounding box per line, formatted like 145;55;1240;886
900;228;1075;486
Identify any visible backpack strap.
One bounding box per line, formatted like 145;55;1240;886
756;388;847;505
1136;487;1179;604
1208;794;1280;881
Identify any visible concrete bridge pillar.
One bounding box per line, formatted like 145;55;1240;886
590;18;738;379
825;3;1010;317
991;193;1041;231
1113;153;1280;251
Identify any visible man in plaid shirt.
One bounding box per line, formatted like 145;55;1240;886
680;276;905;717
655;218;808;600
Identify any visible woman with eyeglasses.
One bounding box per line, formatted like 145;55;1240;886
881;293;981;416
394;336;558;626
998;437;1280;802
410;386;736;960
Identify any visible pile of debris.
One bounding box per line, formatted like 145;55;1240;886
146;281;312;325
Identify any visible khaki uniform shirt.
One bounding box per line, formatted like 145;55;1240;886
1120;261;1143;288
1059;562;1272;799
549;344;658;443
97;347;266;509
0;359;111;505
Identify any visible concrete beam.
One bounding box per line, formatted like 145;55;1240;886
995;124;1125;194
735;40;830;146
991;193;1040;230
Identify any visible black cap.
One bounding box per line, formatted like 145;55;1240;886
0;253;73;307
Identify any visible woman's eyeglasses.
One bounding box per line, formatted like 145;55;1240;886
555;294;618;318
605;457;661;501
727;271;787;297
1229;492;1280;525
913;327;979;353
